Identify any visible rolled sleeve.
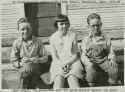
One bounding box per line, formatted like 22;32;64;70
10;42;21;68
107;39;116;62
81;37;90;64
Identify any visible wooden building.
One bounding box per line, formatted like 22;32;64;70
2;0;124;42
1;0;124;89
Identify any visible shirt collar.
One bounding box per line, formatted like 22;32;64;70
88;31;105;41
58;30;69;38
19;35;37;43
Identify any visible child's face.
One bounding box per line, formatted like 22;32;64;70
57;21;69;35
18;22;32;40
89;18;102;36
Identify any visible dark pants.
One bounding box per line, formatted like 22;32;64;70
85;60;119;85
19;62;45;89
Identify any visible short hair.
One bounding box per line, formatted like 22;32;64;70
17;17;30;30
54;14;70;28
87;13;101;25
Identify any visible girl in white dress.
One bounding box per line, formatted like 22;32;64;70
49;14;84;88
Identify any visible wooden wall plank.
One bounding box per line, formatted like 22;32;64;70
2;3;25;38
2;29;123;47
67;3;124;35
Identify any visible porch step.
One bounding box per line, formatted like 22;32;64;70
2;63;52;89
2;54;124;89
2;39;124;89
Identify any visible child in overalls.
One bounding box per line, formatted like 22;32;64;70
49;14;84;88
10;17;48;89
81;13;121;87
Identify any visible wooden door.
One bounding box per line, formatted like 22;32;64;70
25;2;61;37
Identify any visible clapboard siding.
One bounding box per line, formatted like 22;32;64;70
1;2;124;43
67;3;123;9
2;3;25;38
67;3;124;32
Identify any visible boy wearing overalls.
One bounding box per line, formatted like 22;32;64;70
81;13;121;87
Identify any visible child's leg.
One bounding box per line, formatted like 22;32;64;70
20;62;42;89
100;60;120;85
85;64;97;87
53;75;65;89
67;75;80;88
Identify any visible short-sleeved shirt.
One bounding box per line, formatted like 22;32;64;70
10;35;48;68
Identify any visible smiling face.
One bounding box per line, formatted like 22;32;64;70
18;22;32;41
89;18;102;36
57;21;70;36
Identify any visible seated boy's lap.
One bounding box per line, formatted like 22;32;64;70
19;62;48;76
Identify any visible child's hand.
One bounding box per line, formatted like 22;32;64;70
20;57;31;66
30;57;39;64
21;57;30;63
109;60;118;67
62;64;71;74
19;62;25;67
86;60;93;67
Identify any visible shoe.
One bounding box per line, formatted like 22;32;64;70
117;80;122;85
88;83;95;87
108;79;122;86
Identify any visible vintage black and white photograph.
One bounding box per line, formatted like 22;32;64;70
1;0;124;91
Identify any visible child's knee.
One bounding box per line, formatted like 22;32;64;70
54;75;65;82
53;75;65;88
20;62;40;75
67;75;80;88
85;68;97;83
67;75;79;84
67;75;78;82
